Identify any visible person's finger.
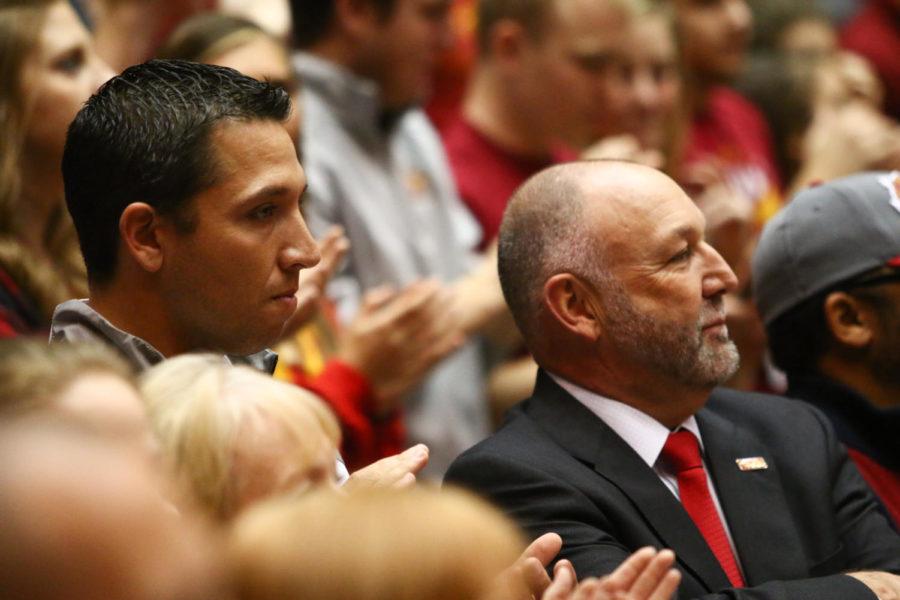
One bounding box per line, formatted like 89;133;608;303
603;547;657;591
522;533;563;568
646;569;681;600
540;560;576;600
627;549;676;599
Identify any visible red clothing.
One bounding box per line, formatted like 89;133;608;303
443;117;576;247
684;87;783;225
287;359;404;472
848;448;900;528
426;0;477;132
841;0;900;121
0;264;44;338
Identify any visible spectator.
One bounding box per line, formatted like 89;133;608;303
0;420;227;600
158;13;303;151
673;0;783;226
291;0;512;477
141;354;342;520
446;160;900;596
754;171;900;527
229;486;681;600
442;0;632;246
0;339;153;455
0;0;111;337
52;59;428;488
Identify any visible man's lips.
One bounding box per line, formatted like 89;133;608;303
272;287;298;300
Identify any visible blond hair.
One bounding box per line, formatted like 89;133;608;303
0;0;87;321
229;486;527;600
0;339;135;417
140;354;340;520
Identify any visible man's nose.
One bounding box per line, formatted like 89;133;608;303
279;214;321;273
701;242;739;298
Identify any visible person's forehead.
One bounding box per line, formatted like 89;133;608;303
582;169;702;254
551;0;630;40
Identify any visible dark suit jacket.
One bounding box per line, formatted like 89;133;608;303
445;370;900;599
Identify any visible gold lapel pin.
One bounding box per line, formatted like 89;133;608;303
736;457;768;471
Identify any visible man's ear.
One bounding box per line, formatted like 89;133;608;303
119;203;164;274
543;273;604;342
489;19;530;66
823;291;874;349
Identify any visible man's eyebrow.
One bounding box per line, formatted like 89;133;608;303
240;183;305;204
661;224;696;244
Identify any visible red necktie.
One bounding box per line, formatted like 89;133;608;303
662;430;745;587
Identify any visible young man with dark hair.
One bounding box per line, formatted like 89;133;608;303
53;58;435;488
55;59;318;369
754;171;900;527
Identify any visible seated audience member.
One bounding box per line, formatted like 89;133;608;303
157;13;303;150
52;59;427;486
442;0;633;246
0;0;111;337
753;171;900;528
0;421;227;600
673;0;782;226
157;12;454;472
291;0;514;477
0;339;153;454
840;0;900;121
229;487;681;600
445;161;900;597
140;354;343;520
583;0;683;175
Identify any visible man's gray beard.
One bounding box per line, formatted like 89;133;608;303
602;284;740;389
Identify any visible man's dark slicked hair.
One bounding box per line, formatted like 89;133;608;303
289;0;396;48
62;59;292;285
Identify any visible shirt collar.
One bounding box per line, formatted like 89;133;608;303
50;299;277;374
293;52;387;141
548;372;703;468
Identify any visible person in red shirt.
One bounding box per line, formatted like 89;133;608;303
442;0;632;247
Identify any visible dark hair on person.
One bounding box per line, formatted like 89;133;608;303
62;59;291;286
765;291;830;375
290;0;396;48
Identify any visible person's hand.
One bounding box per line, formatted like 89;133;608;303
447;242;509;338
342;444;429;492
490;533;564;600
280;226;349;337
581;134;664;170
796;101;900;192
335;280;465;415
847;571;900;600
542;547;681;600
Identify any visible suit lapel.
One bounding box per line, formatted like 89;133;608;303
697;392;807;585
525;372;730;592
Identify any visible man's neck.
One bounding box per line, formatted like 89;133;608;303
544;358;710;430
88;283;184;359
463;67;556;158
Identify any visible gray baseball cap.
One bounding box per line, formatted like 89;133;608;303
753;171;900;326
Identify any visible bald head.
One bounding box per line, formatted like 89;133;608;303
500;160;740;403
498;160;678;342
